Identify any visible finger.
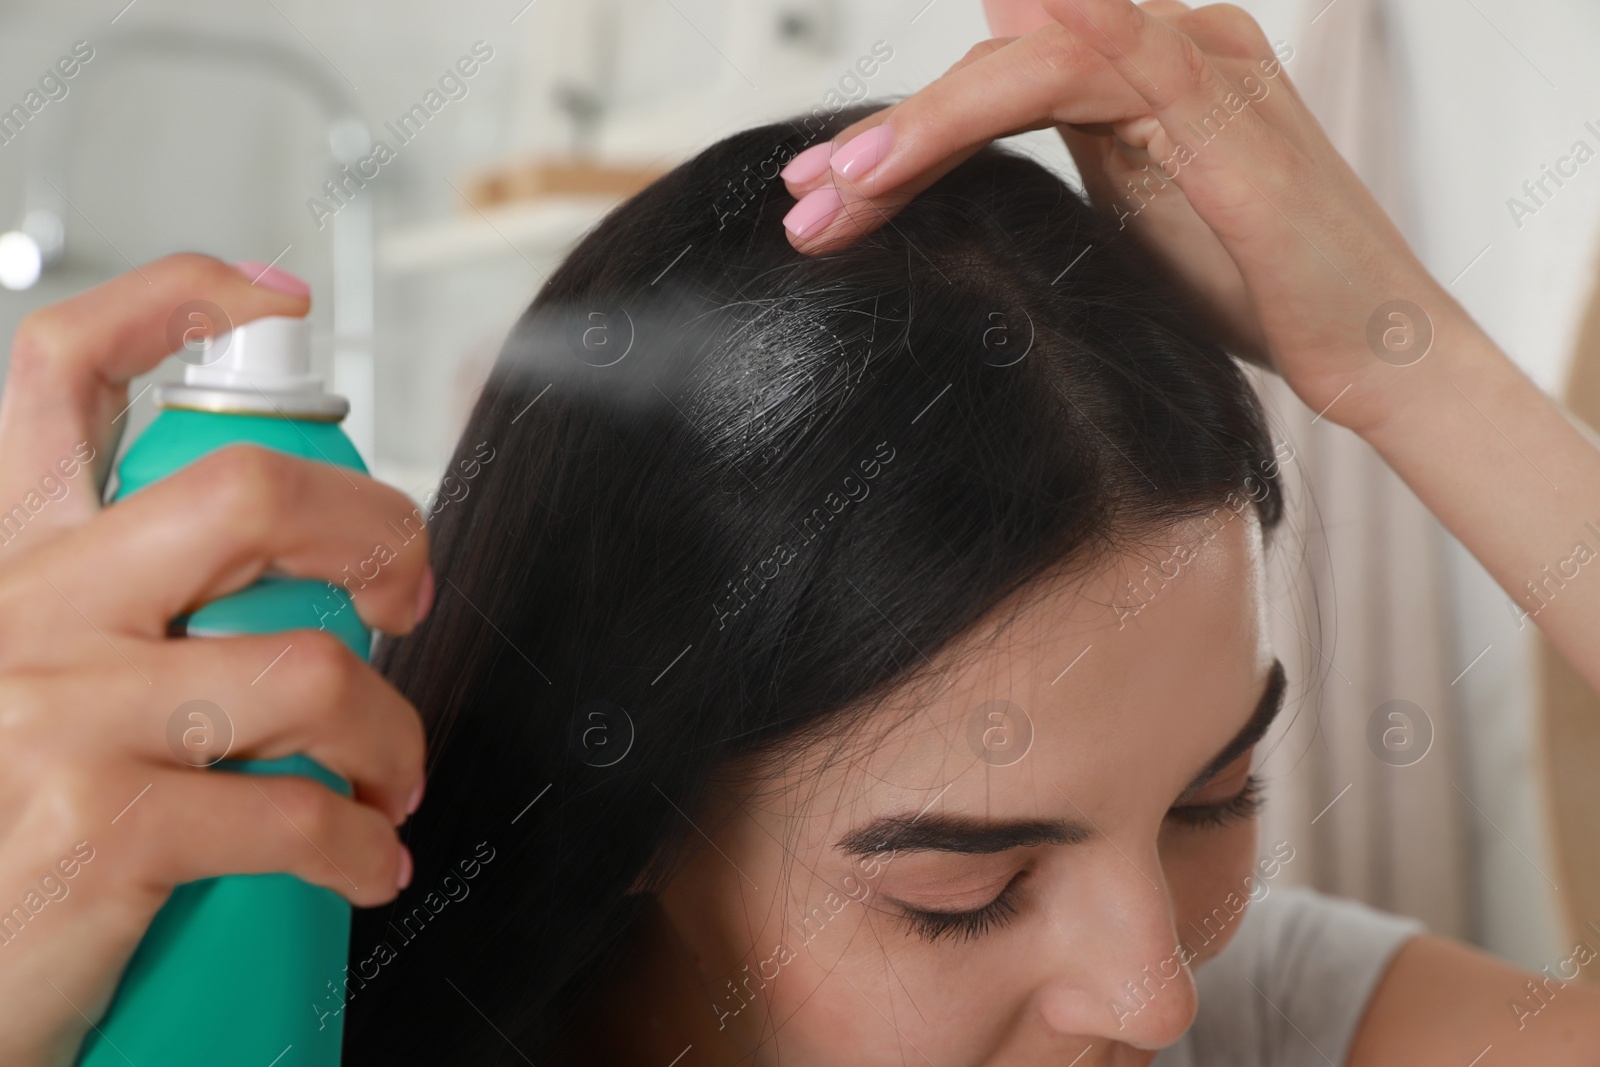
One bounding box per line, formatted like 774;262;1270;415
1062;119;1271;362
50;631;427;826
1158;2;1312;129
1047;1;1192;141
785;27;1150;254
1138;0;1193;18
96;764;410;907
984;0;1060;35
0;253;310;531
1155;1;1277;62
782;146;989;255
164;631;427;827
780;39;1016;199
1036;0;1306;260
1047;0;1245;237
833;26;1147;201
987;0;1194;36
32;444;431;639
1053;0;1243;197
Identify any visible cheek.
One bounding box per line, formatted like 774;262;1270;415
762;907;1010;1063
668;865;769;980
1161;816;1260;964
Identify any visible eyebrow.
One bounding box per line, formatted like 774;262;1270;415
834;657;1289;859
837;814;1088;858
1172;657;1287;804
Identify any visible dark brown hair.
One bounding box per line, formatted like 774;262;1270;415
345;102;1283;1063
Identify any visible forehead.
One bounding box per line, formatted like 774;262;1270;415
757;510;1271;842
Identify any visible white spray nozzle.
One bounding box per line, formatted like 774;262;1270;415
183;315;323;394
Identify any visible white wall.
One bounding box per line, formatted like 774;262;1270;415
1392;0;1600;968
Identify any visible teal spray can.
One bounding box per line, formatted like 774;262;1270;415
78;313;365;1066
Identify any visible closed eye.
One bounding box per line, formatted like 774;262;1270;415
1165;773;1265;829
894;873;1024;944
887;777;1266;945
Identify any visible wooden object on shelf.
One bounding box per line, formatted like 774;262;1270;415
462;157;668;211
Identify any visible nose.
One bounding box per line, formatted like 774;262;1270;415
1031;852;1199;1049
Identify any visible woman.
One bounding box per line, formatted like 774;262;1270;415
1;1;1597;1064
347;100;1305;1064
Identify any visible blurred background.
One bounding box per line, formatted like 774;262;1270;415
1;0;1597;981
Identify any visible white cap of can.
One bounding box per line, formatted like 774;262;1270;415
156;314;349;420
183;315;323;393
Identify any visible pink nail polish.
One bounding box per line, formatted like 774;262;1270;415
782;186;843;239
830;125;895;182
414;565;435;625
780;142;833;184
397;843;414;890
233;260;310;298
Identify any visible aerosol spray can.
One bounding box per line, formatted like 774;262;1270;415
78;310;365;1066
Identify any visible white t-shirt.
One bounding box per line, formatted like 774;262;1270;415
1151;887;1426;1067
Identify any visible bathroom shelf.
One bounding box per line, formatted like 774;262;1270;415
376;195;621;275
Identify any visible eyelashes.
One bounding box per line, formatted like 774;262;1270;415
898;877;1022;944
894;775;1266;945
1165;773;1266;829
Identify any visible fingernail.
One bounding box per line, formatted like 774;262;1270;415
406;776;425;817
397;843;414;890
830;124;895;182
233;260;310;298
782;186;843;239
414;565;435;625
780;142;833;184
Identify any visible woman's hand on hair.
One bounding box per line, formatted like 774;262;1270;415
779;0;1471;439
0;255;429;1067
